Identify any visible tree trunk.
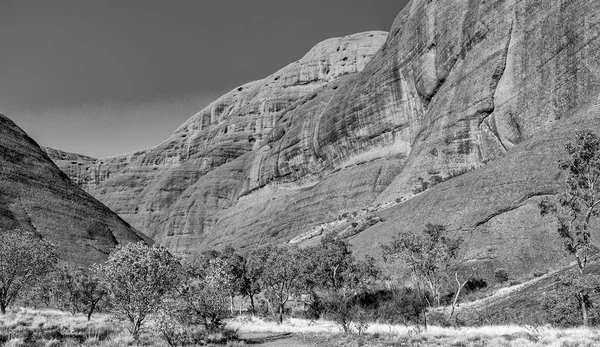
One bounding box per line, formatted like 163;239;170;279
87;304;95;321
581;292;589;326
250;295;256;316
415;280;427;329
279;303;284;324
448;271;475;324
132;323;141;341
0;304;5;315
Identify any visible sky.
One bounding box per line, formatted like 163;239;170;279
1;0;409;158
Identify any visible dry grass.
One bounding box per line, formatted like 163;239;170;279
0;308;244;346
0;308;147;346
3;309;600;346
227;316;600;347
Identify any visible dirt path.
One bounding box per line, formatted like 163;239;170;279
241;332;318;347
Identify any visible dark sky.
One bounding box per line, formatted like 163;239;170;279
1;0;409;158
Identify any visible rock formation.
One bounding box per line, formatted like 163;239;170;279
47;31;391;252
48;0;600;278
0;114;149;266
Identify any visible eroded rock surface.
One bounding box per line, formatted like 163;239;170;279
48;0;600;277
48;32;391;252
0;115;149;266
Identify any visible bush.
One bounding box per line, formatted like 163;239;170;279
305;293;325;320
494;268;509;283
373;287;425;325
464;278;488;294
446;167;471;180
412;177;430;194
321;289;361;333
156;310;205;347
430;175;443;185
427;310;451;327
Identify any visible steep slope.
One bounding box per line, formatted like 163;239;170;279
48;0;600;279
197;0;600;278
0;115;149;266
47;31;390;252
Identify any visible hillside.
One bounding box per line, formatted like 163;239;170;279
46;31;391;252
46;0;600;280
0;114;149;266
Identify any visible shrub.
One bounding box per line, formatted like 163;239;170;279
427;310;451;327
373;287;425;325
494;268;509;283
446;167;471;180
430;175;443;185
156;310;205;347
305;293;325;320
412;177;430;194
464;278;488;294
321;289;361;334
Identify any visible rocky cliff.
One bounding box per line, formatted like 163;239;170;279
47;31;391;250
0;114;149;266
48;0;600;278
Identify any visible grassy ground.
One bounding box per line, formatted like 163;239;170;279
2;308;600;346
230;316;600;347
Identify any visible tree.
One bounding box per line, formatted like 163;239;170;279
304;235;380;333
244;245;273;315
382;224;462;307
542;272;600;327
53;264;107;320
313;234;355;290
381;224;462;327
0;229;57;314
320;255;380;334
176;258;232;332
186;246;248;314
95;242;180;338
540;130;600;326
218;246;247;314
260;246;305;323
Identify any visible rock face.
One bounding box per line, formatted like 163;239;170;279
48;31;391;251
49;0;600;278
0;114;149;266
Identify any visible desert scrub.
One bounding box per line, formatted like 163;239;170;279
0;308;122;346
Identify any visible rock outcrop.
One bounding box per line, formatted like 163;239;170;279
48;0;600;278
47;31;391;252
0;115;149;266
